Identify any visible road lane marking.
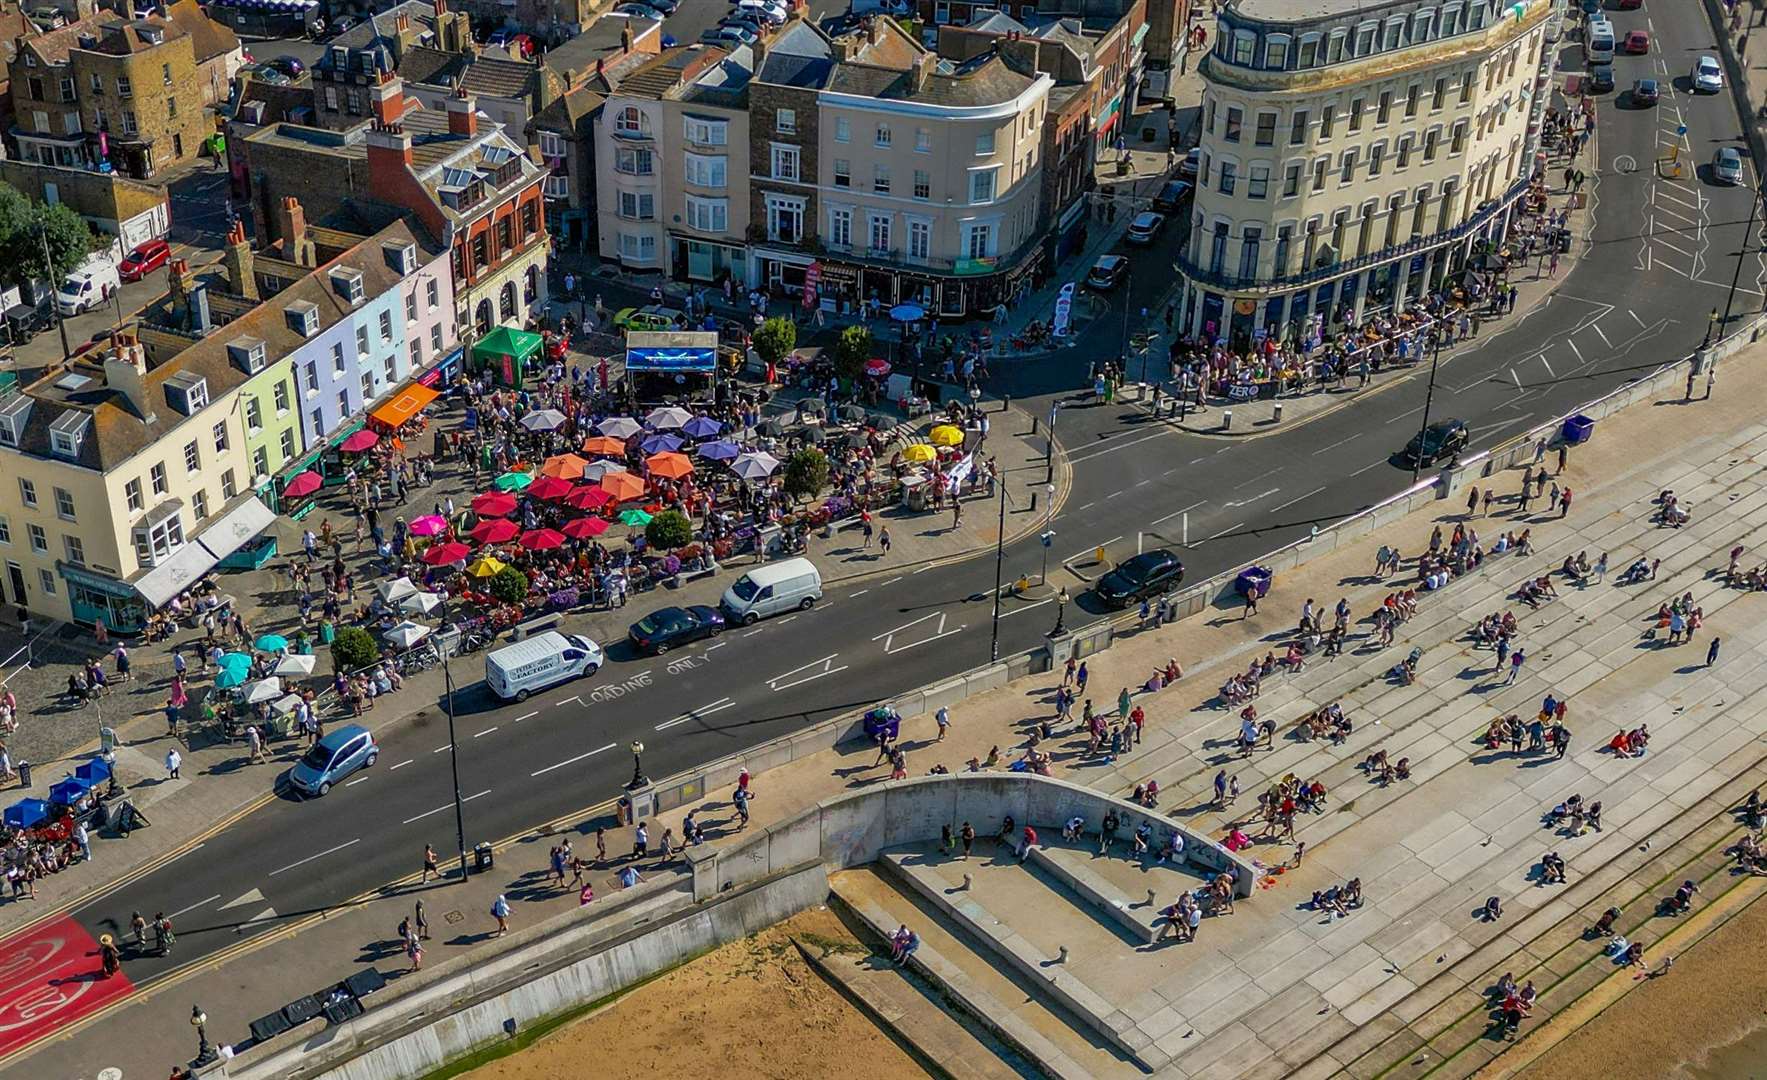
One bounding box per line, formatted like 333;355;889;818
743;627;764;637
1206;522;1246;541
530;744;617;777
1151;499;1206;527
849;589;869;597
514;711;538;722
766;654;848;691
777;615;798;624
1064;536;1121;564
269;838;361;877
656;699;737;731
1065;429;1171;465
1222;487;1280;509
705;641;728;652
432;744;452;754
554;695;582;707
346;776;371;787
1352;460;1389;477
167;894;221;921
1311;432;1364;456
390;759;413;770
401;791;489;824
1000;597;1056;619
474;727;498;738
1592;323;1612;347
1270;486;1328;514
913;564;936;573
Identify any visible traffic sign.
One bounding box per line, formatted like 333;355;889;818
1040;531;1055;547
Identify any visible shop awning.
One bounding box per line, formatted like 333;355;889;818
370;383;440;429
132;496;275;608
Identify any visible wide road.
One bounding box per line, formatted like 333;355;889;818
40;0;1762;1034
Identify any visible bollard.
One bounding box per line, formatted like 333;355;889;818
1273;402;1284;423
962;873;973;891
1030;415;1039;435
1030;490;1039;512
1222;409;1233;431
1057;945;1069;964
1147;888;1157;907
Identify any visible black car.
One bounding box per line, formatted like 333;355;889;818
1095;550;1185;608
1401;419;1470;466
267;55;307;78
1152;179;1194;214
628;605;725;653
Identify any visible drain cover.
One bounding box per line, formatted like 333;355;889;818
444;910;465;924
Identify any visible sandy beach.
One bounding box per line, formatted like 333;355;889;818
1518;888;1767;1080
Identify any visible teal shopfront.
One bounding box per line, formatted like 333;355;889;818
58;562;148;633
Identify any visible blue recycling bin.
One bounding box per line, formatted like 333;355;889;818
1562;414;1595;446
1236;566;1273;599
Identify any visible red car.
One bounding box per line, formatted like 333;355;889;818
1623;30;1650;54
118;238;170;282
1616;0;1642;8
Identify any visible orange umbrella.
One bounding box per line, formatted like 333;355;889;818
581;436;628;457
600;471;647;503
540;453;589;480
645;451;694;480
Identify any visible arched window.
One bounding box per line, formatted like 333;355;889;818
475;298;493;335
614;106;647;135
499;281;518;322
523;265;539;304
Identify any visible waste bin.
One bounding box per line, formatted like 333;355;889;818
473;841;494;873
1562;414;1595;446
1235;567;1273;599
16;760;29;788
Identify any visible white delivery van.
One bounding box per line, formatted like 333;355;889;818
1587;22;1614;64
484;631;604;701
720;557;823;625
54;255;120;317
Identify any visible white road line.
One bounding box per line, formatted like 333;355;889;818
1222;487;1280;510
743;627;765;637
346;776;371;787
913;563;937;573
1592;323;1612;347
766;654;849;691
514;711;538;723
849;589;869;597
1567;339;1583;362
1135;479;1153;487
1189;456;1206;465
705;641;728;652
1064;536;1122;564
657;699;738;731
880;577;903;587
269;838;361;876
1538;354;1555;378
874;612;943;639
777;615;799;624
1066;429;1172;465
554;695;582;707
1352;460;1389;477
999;597;1056;619
474;726;498;738
432;744;452;754
1205;522;1246;541
1311;432;1364;456
1151;498;1206;527
1270;486;1327;514
166;894;221;921
390;759;413;770
1384;405;1426;425
531;744;617;777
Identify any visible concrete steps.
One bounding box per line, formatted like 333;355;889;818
797;938;1039;1080
828;866;1145;1080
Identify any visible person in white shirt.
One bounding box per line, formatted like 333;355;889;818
165;749;182;780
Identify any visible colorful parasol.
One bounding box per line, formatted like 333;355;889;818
469;518;520;544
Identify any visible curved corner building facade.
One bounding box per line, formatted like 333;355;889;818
1179;0;1551;344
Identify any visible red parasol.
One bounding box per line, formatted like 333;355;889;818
560;516;611;539
519;528;567;551
340;428;379;452
566;486;613;511
282;471;323;499
470;491;518;517
526;475;575;500
469;518;520;544
422;541;472;565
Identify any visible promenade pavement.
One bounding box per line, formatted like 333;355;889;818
28;315;1767;1077
0;396;1061;930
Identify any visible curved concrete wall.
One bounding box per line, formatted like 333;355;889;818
692;772;1263;899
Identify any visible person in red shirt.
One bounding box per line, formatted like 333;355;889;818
1018;824;1040;861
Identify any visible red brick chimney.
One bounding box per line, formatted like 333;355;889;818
446;88;478;137
370;70;406;126
277;197;316;266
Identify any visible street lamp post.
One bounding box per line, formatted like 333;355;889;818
627;740;648;789
1409;325;1447;486
1719;190;1760;341
1049;587;1069;637
1039;484;1055;585
988;468;1008;662
438;602;470;882
191;1005;216;1067
37;226;71;361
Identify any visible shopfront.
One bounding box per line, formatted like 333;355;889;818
131;496;277;615
59;563;148;634
417;345;466;389
674;235;748;289
752;249;813;297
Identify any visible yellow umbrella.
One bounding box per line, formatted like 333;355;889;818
903;443;937;464
467;556;507;578
928;424;964;447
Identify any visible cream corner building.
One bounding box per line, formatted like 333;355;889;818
1179;0;1551;343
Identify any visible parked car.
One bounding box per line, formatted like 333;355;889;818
702;24;757;45
1126;211;1166;245
1712;146;1745;186
1588;63;1614;93
54;256;120;317
27;6;65;30
1616;0;1642;7
737;0;788;22
642;0;679;13
1692;54;1723;93
484;632;604;701
1095;550;1185;608
118;238;171;283
288;725;377;796
1400;418;1470;466
1623;30;1650;54
1152;179;1193;214
1631;78;1659;105
720;11;765;31
1177;147;1200;181
266;54;306;78
614;305;686;331
720;558;822;624
1085;254;1128;290
628;605;726;654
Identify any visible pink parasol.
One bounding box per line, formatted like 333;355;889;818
340;429;379;452
408;515;448;537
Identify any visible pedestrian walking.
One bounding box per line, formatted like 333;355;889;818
1556;443;1568;474
632;820;649;859
1467;487;1480;517
1506;649;1526;685
1708;637;1722;667
879;526;892;555
415;899;430;940
960;821;975;859
422;844;440;882
164;748;181;780
490;894;511;937
1076;661;1089;694
935;705;950;741
1559;487;1573;517
1244;588;1259;618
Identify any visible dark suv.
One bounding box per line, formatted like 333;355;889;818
1095;550;1185;608
1401;419;1470;466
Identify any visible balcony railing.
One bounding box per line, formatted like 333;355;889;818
1178;178;1528;293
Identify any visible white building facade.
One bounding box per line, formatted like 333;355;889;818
1179;0;1551;344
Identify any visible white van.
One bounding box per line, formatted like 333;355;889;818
720;557;823;625
1587;22;1614;64
484;631;604;701
54;256;120;316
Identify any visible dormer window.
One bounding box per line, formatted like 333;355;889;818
48;411;90;460
331;267;365;304
0;394;33;449
286;300;320;337
227;336;268;374
384;242;418;275
165;371;210;415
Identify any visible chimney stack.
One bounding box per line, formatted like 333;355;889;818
366;121;417;196
221;218;258;300
370;69;406;126
446;88;478;136
277;197;316;266
102;334;157;424
620;24;633;52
